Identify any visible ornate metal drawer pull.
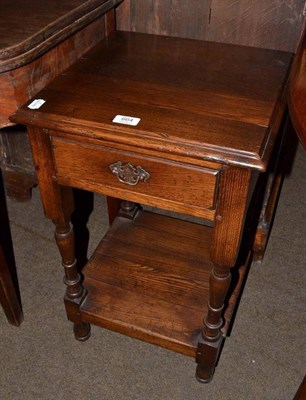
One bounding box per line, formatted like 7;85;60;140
109;161;150;186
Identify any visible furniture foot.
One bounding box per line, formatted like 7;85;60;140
55;221;88;338
253;224;269;262
196;265;231;382
74;321;91;342
195;366;215;384
196;332;223;383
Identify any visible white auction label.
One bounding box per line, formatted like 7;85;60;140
27;99;46;109
112;115;140;126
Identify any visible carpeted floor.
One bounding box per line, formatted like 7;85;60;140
0;144;305;400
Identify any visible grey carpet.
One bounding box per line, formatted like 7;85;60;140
1;144;305;400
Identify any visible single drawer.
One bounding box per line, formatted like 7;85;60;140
52;137;219;220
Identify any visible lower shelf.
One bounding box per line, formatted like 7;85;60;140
80;210;248;357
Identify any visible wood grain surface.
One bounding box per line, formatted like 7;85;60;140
207;0;305;52
0;13;111;127
80;210;248;356
0;0;122;71
116;0;305;52
52;137;218;220
11;32;292;171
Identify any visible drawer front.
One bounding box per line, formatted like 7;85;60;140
52;138;219;219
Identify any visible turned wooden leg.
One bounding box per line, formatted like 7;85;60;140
55;222;90;341
26;128;91;339
195;166;252;382
196;265;231;382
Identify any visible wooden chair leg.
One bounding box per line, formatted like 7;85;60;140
0;244;23;326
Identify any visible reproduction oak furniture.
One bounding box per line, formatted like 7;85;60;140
11;31;292;382
1;0;304;201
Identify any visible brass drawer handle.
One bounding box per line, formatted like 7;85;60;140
109;161;150;186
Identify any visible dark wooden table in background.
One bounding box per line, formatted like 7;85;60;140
0;0;121;325
0;0;121;200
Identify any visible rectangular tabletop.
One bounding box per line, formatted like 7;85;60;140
11;31;293;170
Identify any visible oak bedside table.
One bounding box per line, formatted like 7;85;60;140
11;31;292;382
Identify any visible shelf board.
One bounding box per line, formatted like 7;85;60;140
80;210;248;357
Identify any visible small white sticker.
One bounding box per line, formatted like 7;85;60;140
112;115;140;126
28;99;46;110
